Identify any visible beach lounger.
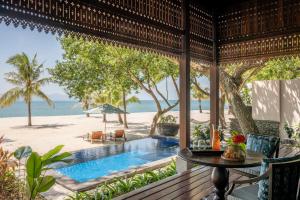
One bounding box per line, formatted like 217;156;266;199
85;131;106;143
111;130;127;141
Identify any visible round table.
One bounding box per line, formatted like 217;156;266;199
178;148;264;200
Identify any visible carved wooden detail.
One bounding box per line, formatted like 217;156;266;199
0;0;299;65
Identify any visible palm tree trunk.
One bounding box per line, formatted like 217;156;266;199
219;93;226;128
118;113;124;124
28;100;32;126
198;99;202;113
103;114;107;122
123;90;128;129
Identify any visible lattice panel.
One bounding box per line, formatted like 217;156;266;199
219;33;300;64
218;0;300;42
0;0;184;56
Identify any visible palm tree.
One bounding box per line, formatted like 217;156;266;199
0;53;54;126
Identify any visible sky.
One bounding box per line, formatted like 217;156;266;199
0;24;209;101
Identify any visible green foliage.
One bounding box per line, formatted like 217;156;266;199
66;161;177;200
14;146;32;161
0;53;53;125
240;87;252;105
284;123;295;139
192;125;224;143
254;57;300;81
159;115;176;124
24;145;71;200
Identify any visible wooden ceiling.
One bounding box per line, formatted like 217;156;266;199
0;0;299;65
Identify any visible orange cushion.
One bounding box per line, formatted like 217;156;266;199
115;130;125;137
91;131;103;139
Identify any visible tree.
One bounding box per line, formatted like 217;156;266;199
0;53;53;126
191;69;209;113
49;37;106;117
124;51;180;135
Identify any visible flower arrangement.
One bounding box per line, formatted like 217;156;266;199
223;130;246;161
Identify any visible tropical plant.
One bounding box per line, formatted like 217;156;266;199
0;136;19;199
226;130;246;152
14;146;32;199
0;53;53;126
24;145;71;200
159;114;176;124
66;160;176;200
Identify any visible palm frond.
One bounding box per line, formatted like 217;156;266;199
34;90;54;107
0;88;23;108
126;96;140;104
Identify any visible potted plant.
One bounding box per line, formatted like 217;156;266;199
222;130;246;161
157;115;179;136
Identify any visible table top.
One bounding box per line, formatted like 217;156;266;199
178;148;264;168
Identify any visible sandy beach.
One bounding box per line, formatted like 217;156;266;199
0;110;221;154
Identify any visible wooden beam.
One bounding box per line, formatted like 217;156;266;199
179;0;191;150
210;10;219;138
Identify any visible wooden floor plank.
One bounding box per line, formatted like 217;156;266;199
142;167;211;200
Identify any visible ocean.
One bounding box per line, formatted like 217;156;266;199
0;100;213;118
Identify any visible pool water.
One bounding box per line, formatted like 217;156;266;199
55;136;179;183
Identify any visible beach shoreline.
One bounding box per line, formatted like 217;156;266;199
0;110;230;154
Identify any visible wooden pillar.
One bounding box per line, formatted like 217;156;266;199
179;0;190;150
210;11;219;138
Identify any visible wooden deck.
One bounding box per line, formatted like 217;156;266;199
114;146;300;200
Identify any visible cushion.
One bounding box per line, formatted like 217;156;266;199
246;134;280;158
91;131;103;139
115;130;125;137
227;184;259;200
258;155;300;200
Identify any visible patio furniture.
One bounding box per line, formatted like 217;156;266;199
227;155;300;200
178;149;264;200
111;130;127;141
233;134;280;177
88;131;106;143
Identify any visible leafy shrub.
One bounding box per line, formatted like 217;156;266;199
159;115;176;124
0;135;20;199
67;160;177;200
192;125;224;144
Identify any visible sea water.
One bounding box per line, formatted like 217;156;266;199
0;100;213;118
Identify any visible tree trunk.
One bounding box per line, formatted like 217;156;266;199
220;70;258;134
123;90;128;129
118;113;123;124
103;114;107;122
219;93;226;129
198;99;202;113
150;111;162;135
28;100;32;126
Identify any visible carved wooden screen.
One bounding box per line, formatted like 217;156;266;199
0;0;299;65
218;0;300;65
0;0;214;65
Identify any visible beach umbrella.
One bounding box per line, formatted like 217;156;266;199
84;104;128;133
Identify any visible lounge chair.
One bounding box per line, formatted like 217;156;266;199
85;131;106;143
227;155;300;200
111;130;127;141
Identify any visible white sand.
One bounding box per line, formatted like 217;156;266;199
0;110;216;154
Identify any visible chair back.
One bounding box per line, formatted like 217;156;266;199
246;134;280;158
91;131;103;139
269;158;300;200
115;130;125;138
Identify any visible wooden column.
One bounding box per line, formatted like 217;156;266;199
179;0;190;150
210;11;219;137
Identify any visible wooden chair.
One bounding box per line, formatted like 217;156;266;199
111;130;127;141
227;155;300;200
232;134;280;177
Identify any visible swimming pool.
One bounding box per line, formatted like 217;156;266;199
55;136;179;183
